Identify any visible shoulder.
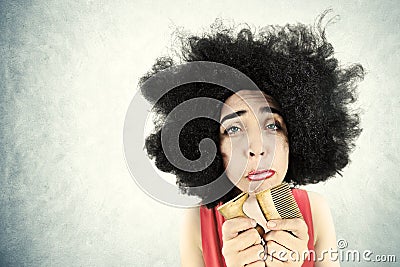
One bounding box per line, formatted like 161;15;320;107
306;191;337;252
180;207;202;250
307;191;330;212
180;207;205;267
306;190;332;226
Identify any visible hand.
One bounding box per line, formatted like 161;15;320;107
263;218;309;266
221;217;266;267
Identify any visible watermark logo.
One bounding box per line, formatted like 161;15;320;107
258;238;397;263
336;238;348;249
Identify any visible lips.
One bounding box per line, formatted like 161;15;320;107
247;169;276;181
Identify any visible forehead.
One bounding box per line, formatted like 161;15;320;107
220;90;280;116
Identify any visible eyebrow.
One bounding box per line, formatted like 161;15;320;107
220;107;283;124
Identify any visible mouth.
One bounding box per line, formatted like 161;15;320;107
246;169;276;181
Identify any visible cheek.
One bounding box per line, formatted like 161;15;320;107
219;138;232;167
275;137;289;166
219;138;247;180
220;137;248;165
281;138;289;154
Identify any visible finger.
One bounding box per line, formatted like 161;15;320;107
222;228;261;254
231;228;262;252
266;218;308;240
265;240;292;262
263;230;298;251
244;259;265;267
237;244;265;266
222;217;257;241
264;252;286;267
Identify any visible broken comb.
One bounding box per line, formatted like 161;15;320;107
217;182;303;231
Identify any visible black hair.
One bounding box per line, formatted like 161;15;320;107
140;14;364;208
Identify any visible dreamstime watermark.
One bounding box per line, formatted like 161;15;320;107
258;239;397;263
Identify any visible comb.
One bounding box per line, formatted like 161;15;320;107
255;182;303;220
217;191;249;219
217;182;302;236
217;191;266;236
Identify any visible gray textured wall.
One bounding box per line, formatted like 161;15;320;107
1;0;399;266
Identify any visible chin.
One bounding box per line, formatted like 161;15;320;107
246;177;283;193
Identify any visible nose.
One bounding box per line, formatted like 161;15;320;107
247;130;266;158
249;150;265;157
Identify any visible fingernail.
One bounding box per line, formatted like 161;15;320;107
267;221;276;228
251;219;257;227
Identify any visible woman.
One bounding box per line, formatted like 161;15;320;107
140;14;364;267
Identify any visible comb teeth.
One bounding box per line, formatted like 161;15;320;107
255;182;303;220
270;183;303;219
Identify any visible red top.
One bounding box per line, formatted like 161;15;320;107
200;189;315;267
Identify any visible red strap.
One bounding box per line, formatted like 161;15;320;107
200;205;227;267
292;189;315;267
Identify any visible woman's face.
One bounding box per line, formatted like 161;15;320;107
219;90;289;193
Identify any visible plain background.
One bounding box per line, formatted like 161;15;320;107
1;0;399;266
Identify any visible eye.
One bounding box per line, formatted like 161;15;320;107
225;125;242;135
265;122;281;131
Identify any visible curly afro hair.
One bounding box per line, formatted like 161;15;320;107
140;15;364;208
